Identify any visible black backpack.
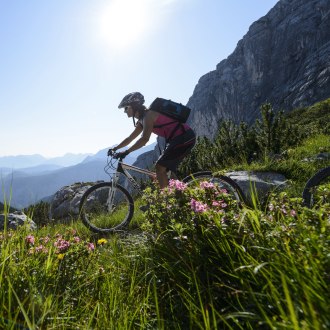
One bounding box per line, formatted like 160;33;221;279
149;97;191;123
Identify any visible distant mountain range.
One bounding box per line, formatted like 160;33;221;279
0;143;156;209
0;153;92;170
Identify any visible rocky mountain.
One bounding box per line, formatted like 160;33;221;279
187;0;330;139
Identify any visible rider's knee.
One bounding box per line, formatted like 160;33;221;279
155;163;167;174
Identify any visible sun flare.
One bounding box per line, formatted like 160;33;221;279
99;0;151;49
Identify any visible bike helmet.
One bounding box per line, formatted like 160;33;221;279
118;92;145;108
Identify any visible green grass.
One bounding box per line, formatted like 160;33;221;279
1;133;329;329
232;133;330;199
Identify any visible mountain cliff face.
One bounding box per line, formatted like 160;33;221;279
187;0;330;139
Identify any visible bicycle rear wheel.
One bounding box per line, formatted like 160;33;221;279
302;166;330;208
182;171;245;205
79;182;134;233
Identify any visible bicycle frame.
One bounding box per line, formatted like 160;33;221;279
111;159;157;195
103;159;156;213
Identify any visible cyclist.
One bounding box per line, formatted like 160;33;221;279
108;92;196;189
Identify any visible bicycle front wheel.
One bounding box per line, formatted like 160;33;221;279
79;182;134;233
302;166;330;208
183;171;246;205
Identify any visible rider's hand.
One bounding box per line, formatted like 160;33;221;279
107;148;116;156
113;150;130;159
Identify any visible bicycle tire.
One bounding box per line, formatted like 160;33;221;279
182;171;246;205
79;182;134;233
302;166;330;208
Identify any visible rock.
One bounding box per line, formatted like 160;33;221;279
49;182;95;221
226;171;288;205
302;152;330;162
187;0;330;139
315;152;330;160
133;0;330;172
0;211;37;230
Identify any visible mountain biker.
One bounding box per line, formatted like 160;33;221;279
108;92;196;189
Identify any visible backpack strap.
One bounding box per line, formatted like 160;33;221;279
165;122;183;143
157;122;186;156
153;118;185;143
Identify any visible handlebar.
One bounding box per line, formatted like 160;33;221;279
107;149;129;160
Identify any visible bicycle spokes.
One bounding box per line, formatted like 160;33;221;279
79;182;134;233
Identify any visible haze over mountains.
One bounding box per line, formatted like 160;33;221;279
0;153;93;168
0;144;155;209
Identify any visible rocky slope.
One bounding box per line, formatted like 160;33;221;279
187;0;330;139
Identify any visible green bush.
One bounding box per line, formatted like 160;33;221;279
180;98;330;174
140;179;330;328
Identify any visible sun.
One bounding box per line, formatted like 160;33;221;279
99;0;151;50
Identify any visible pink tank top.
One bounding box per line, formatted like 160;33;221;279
152;114;190;140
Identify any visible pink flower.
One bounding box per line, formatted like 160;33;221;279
290;209;297;217
169;179;187;191
190;198;208;213
35;245;48;253
200;181;215;189
87;242;95;251
54;239;71;252
73;236;81;243
211;200;227;208
25;235;35;245
42;236;50;244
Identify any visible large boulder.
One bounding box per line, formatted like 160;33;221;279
0;211;37;230
49;182;95;221
227;171;288;205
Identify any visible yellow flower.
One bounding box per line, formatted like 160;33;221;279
57;254;65;260
97;238;107;245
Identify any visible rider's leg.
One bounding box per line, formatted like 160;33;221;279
155;129;196;189
156;163;168;189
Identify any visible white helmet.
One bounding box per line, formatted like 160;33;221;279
118;92;145;108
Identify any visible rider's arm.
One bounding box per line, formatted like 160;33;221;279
126;111;158;154
114;124;143;151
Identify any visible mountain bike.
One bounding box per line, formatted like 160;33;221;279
302;166;330;208
79;154;245;234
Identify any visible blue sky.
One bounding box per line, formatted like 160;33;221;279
0;0;278;158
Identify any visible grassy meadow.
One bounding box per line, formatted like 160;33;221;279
0;101;329;329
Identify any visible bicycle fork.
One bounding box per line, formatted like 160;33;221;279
106;174;120;213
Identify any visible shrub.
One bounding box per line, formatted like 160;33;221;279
140;179;330;328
